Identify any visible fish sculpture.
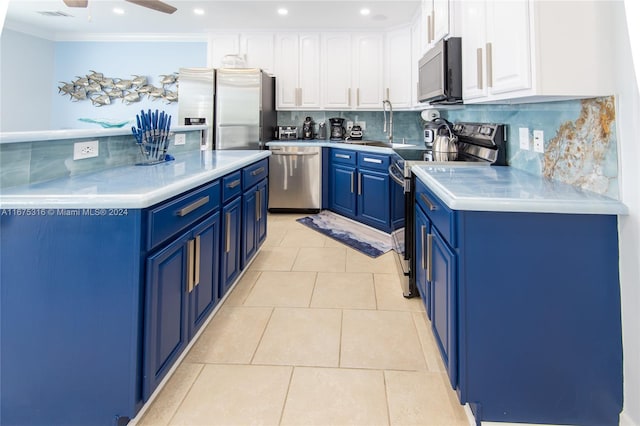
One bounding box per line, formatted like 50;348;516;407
163;90;178;103
87;70;104;82
148;86;165;100
136;84;153;94
73;76;89;87
58;82;76;96
86;82;102;93
90;94;111;107
114;79;133;90
122;91;140;104
99;78;114;89
131;75;147;87
106;88;124;99
70;88;87;101
159;73;178;86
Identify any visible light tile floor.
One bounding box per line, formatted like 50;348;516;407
136;213;469;426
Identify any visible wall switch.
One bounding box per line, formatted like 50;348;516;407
356;121;366;130
174;133;186;145
73;140;99;160
519;127;530;150
533;130;544;153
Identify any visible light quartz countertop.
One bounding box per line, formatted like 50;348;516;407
0;125;208;144
266;139;423;154
412;165;628;215
0;150;270;209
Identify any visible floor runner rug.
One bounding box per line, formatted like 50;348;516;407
297;210;393;258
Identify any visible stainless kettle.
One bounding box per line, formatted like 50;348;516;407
432;119;458;161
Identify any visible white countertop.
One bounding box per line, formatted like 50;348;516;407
0;150;270;209
0;125;208;144
266;139;422;154
412;165;628;215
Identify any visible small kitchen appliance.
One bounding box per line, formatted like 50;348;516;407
277;126;298;140
302;116;314;139
318;121;327;139
349;124;363;140
329;117;345;140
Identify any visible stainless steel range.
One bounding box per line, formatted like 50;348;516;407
389;122;507;298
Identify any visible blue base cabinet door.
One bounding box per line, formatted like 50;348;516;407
257;179;268;247
358;168;390;230
189;212;221;338
330;164;357;218
144;231;191;400
414;205;431;318
221;196;242;296
242;179;268;268
430;229;457;389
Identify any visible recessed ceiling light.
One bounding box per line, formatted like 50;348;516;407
194;8;205;15
113;7;125;15
360;8;371;16
277;8;288;16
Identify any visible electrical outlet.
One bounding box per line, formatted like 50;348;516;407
533;130;544;153
174;133;186;145
356;121;366;130
346;121;354;133
73;140;99;160
519;127;530;150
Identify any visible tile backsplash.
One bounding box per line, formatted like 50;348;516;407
280;96;619;199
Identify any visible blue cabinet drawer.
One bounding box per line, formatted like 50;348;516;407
357;152;389;171
243;159;268;190
222;171;242;203
415;178;457;248
330;148;357;165
146;181;221;250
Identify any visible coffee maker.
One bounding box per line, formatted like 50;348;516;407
302;116;314;139
329;117;345;141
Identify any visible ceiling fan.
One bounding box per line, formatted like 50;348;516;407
62;0;177;14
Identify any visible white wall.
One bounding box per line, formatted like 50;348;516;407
614;2;640;425
0;29;54;131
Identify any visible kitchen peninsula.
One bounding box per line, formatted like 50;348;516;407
0;129;270;425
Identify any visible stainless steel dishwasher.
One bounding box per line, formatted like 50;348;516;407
268;145;322;212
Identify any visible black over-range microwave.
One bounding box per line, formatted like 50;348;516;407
418;37;462;104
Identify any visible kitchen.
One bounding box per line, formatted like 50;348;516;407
1;1;639;426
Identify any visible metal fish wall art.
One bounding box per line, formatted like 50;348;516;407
58;70;179;106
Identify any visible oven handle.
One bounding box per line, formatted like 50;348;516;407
388;164;405;186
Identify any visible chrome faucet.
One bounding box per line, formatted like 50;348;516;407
383;99;393;144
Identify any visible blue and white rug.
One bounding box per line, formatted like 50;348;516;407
297;210;393;258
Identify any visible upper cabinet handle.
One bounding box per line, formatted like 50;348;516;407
476;47;484;90
177;196;209;217
486;42;493;88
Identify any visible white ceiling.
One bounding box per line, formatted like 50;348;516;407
3;0;422;40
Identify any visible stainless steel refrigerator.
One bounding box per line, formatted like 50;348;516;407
178;68;276;150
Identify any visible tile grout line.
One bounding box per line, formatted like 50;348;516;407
165;362;205;426
277;365;296;426
248;306;276;365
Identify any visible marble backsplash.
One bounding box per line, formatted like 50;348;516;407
0;130;202;189
280;96;619;199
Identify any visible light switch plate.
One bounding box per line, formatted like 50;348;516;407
519;127;530;150
533;130;544;153
174;133;186;145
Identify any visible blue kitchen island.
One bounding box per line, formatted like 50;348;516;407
0;149;270;426
412;165;627;426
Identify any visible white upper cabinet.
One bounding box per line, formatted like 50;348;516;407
461;0;616;103
411;14;423;107
322;33;352;109
274;33;321;109
351;33;385;109
240;33;274;73
208;34;240;68
422;0;451;52
385;27;412;109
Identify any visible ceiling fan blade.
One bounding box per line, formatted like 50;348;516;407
63;0;88;7
125;0;177;14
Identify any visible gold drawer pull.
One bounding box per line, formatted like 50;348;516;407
227;179;240;189
177;196;209;217
251;167;265;176
420;194;436;211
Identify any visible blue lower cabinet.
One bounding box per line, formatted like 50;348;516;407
357;168;390;230
414;204;431;318
329;163;357;218
220;196;242;296
242;179;268;268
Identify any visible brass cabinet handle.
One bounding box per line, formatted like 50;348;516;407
358;172;362;195
225;212;231;253
350;172;355;193
420;225;426;270
420;193;436;211
363;157;382;164
194;235;200;287
177;196;209;217
386;87;390;100
298;88;302;106
430;11;435;42
486;42;493;88
426;234;433;282
427;14;432;44
255;189;260;221
227;179;240;189
187;239;195;293
251;167;265;176
348;88;352;107
335;153;350;159
357;88;360;107
477;47;483;90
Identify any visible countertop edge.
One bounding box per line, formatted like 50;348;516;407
266;140;422;154
0;150;270;209
412;166;629;216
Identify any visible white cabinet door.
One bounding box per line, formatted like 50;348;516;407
298;33;321;109
461;1;488;100
486;0;531;95
411;15;423;106
274;33;300;109
352;34;384;109
432;0;450;44
385;28;412;108
241;33;274;73
208;34;240;68
322;33;352;109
